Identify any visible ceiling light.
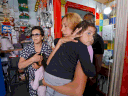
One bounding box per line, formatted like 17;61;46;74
104;7;112;14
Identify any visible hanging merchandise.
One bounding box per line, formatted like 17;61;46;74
18;0;28;12
2;0;8;8
14;27;20;31
16;31;19;43
18;3;28;11
47;35;53;47
18;0;30;26
2;2;9;22
11;26;20;44
36;0;54;47
11;28;18;44
41;12;52;28
37;6;41;26
39;0;52;28
47;0;53;28
1;36;14;50
1;25;12;42
2;17;10;25
34;0;40;12
43;27;53;47
20;26;27;32
43;27;48;43
47;28;53;48
103;49;113;65
19;12;29;19
19;31;26;42
24;26;32;38
15;20;30;27
9;17;15;26
2;0;10;14
102;25;114;41
35;0;53;28
14;27;20;42
2;25;11;34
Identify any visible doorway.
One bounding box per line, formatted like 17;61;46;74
64;0;128;96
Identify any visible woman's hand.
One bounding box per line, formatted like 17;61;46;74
58;27;83;45
31;53;43;62
42;79;46;86
38;78;47;86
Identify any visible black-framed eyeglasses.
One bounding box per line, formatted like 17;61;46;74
31;33;41;37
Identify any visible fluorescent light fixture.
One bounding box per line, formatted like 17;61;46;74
104;7;112;14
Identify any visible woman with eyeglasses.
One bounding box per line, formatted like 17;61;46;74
18;26;52;96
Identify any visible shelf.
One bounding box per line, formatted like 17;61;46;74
1;48;23;53
102;63;110;69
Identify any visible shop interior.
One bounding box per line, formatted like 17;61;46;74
0;0;124;96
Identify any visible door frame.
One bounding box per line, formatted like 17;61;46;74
65;1;95;15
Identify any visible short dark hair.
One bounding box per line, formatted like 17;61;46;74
84;13;95;23
31;26;44;36
27;53;47;69
73;20;97;39
84;13;95;18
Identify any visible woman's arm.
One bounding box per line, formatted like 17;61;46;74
43;61;87;96
46;39;62;65
18;57;34;69
46;37;75;65
47;28;82;65
18;53;43;69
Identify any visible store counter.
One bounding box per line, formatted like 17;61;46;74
1;49;23;53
